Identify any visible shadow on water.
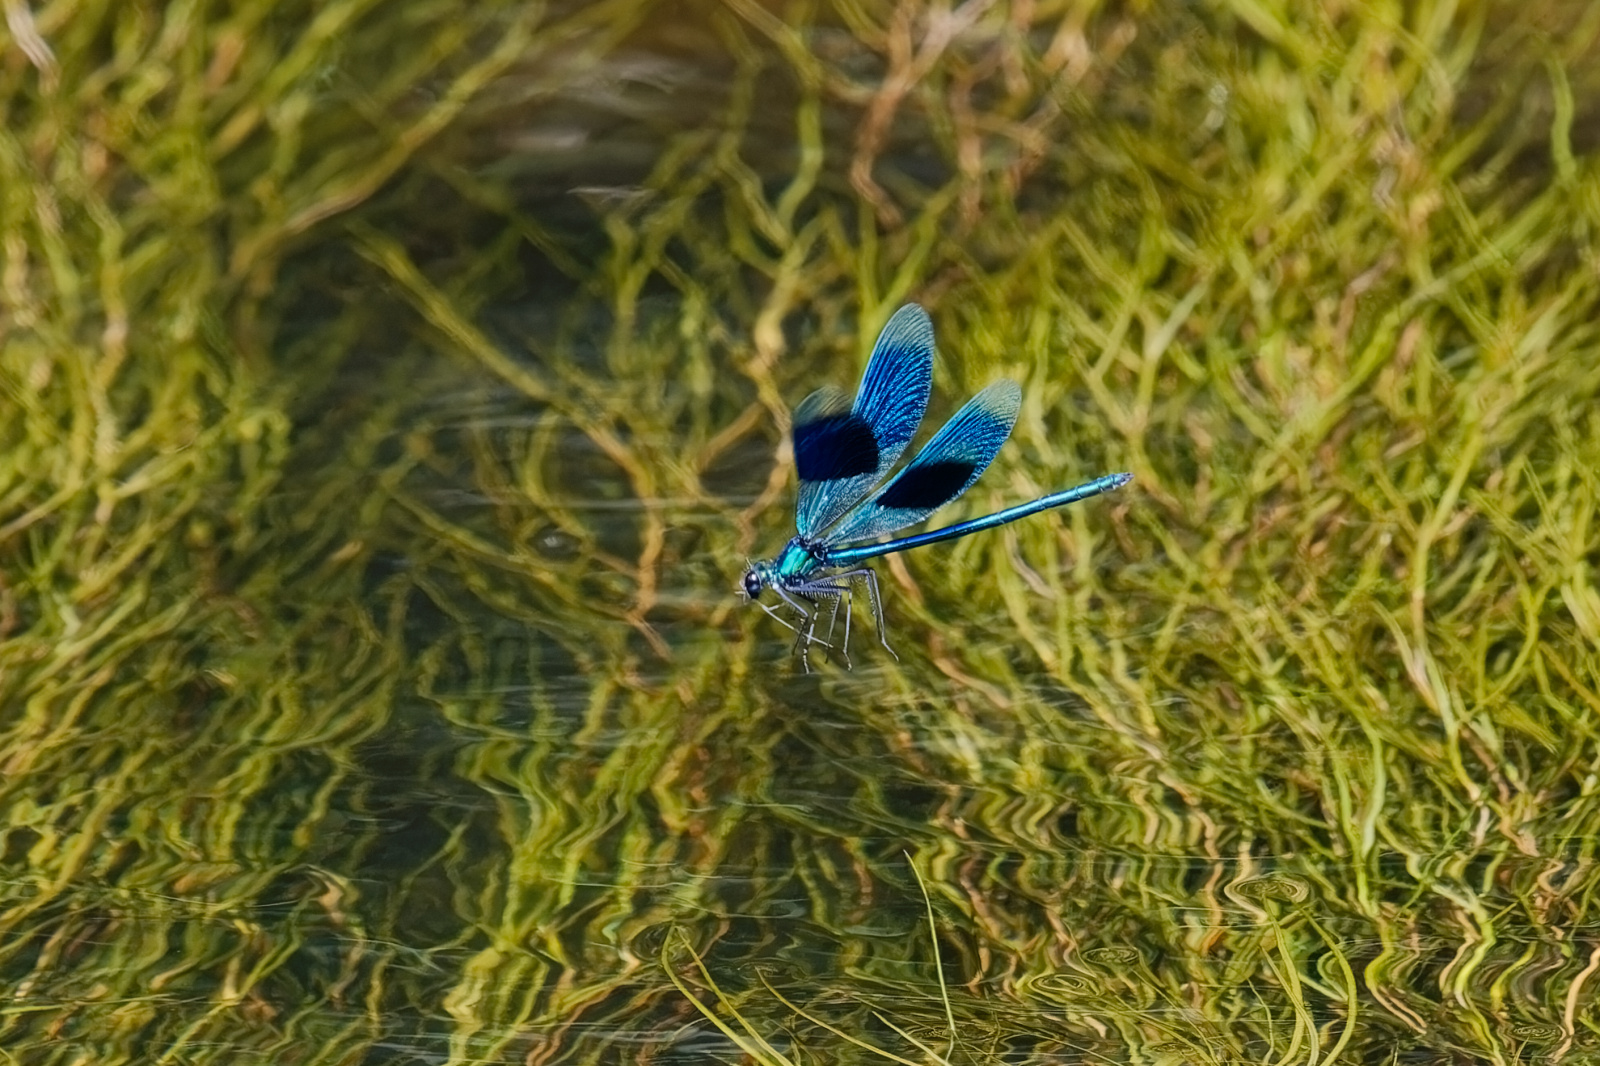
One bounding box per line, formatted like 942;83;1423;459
5;1;1600;1064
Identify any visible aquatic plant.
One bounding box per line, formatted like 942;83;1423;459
3;1;1600;1062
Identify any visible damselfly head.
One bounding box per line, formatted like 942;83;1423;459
740;568;764;600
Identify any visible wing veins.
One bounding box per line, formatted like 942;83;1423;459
794;304;935;537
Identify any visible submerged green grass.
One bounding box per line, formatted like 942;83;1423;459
4;0;1600;1062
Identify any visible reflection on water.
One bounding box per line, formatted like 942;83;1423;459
6;0;1600;1064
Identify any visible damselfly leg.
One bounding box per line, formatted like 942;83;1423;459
793;568;897;668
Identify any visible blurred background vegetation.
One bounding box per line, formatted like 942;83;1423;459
3;0;1600;1062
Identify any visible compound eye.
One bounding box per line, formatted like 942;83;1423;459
742;571;763;598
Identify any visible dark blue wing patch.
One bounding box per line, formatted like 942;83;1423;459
876;459;978;510
822;378;1022;545
794;413;880;482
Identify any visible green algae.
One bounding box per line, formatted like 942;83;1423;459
4;0;1600;1063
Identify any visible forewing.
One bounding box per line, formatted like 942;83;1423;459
794;304;934;536
822;379;1022;545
